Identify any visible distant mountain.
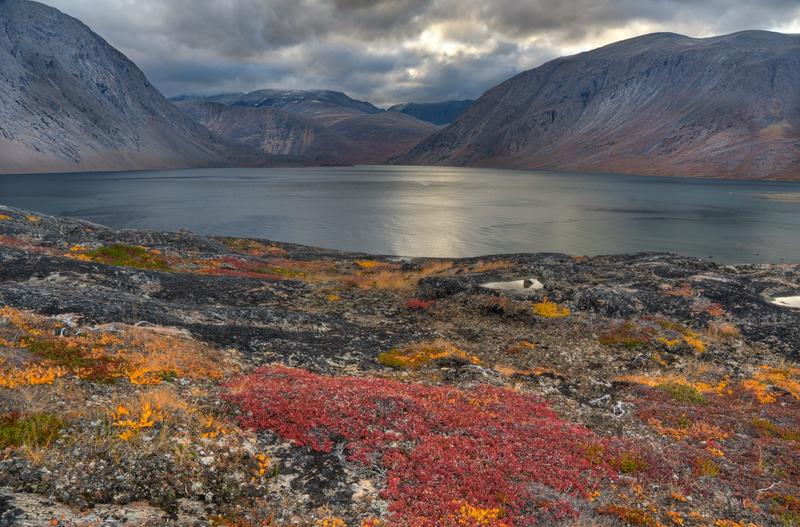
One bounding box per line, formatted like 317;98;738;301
0;0;253;174
174;90;382;126
328;111;440;160
178;90;438;163
175;101;377;165
388;100;473;125
399;31;800;180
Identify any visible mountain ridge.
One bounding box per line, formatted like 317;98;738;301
0;0;257;174
177;90;438;163
398;30;800;180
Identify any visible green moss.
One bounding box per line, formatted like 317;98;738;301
615;452;647;474
23;337;117;383
0;412;63;449
657;382;707;405
84;244;170;271
24;337;88;368
158;370;179;382
598;322;650;349
753;418;800;442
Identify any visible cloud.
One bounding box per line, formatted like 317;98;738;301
44;0;800;105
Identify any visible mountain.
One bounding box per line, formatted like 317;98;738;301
327;111;440;160
174;89;382;126
0;0;252;174
174;101;377;165
399;31;800;180
388;100;473;125
177;90;438;163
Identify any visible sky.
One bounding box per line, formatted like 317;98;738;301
45;0;800;106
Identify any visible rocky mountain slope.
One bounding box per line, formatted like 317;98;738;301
399;31;800;180
388;99;473;125
177;90;439;163
174;101;378;165
174;89;383;126
0;0;252;174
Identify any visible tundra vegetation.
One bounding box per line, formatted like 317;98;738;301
0;205;799;526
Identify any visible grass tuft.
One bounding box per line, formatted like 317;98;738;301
0;412;63;449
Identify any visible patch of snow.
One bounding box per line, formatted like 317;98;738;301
772;296;800;308
480;278;543;293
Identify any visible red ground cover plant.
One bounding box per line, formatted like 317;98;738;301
627;379;800;525
405;298;434;311
226;366;622;526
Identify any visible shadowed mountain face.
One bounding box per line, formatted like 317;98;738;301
174;90;383;126
0;0;248;174
399;31;800;180
388;100;474;125
175;101;378;165
177;91;439;163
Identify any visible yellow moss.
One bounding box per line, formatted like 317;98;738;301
25;215;40;223
531;298;570;318
0;361;67;389
255;452;271;477
200;415;233;439
0;214;11;221
326;293;341;303
451;502;508;527
671;492;688;503
0;307;229;386
112;402;163;441
378;339;480;370
617;374;730;396
493;364;556;378
316;517;346;527
657;337;682;349
682;335;706;353
666;511;685;526
355;259;385;269
742;366;800;404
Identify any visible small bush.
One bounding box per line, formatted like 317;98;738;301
614;451;648;474
0;412;63;449
658;382;708;405
752;418;800;442
693;457;720;478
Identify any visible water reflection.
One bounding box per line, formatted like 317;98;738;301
0;165;798;263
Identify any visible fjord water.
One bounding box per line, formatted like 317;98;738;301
1;165;799;263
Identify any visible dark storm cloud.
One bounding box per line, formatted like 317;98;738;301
46;0;800;105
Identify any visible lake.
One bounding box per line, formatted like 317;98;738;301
1;165;799;263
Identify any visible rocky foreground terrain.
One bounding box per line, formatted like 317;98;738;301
0;205;799;526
